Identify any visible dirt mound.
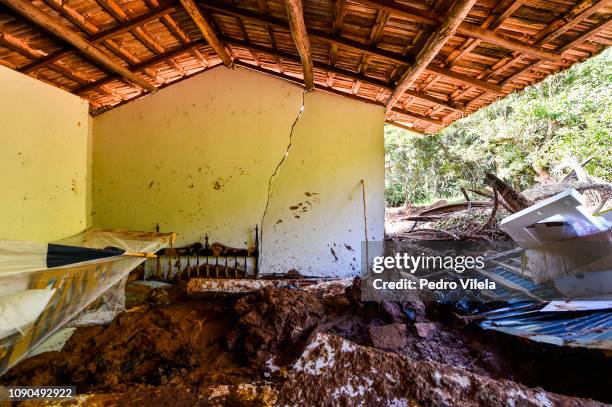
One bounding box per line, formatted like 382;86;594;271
1;294;254;393
2;283;610;405
225;286;333;367
278;333;606;407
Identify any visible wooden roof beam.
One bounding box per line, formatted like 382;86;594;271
558;18;612;53
385;0;478;112
234;59;439;127
20;4;177;74
198;2;501;94
96;0;166;54
534;0;612;46
357;0;562;62
179;0;233;66
76;39;210;94
283;0;314;90
222;36;465;113
0;0;156;92
40;0;141;65
455;23;562;62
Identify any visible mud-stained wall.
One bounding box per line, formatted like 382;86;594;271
92;67;384;277
0;66;91;241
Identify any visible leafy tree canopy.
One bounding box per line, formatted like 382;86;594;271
385;48;612;207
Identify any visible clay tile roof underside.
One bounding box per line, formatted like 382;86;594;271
0;0;610;134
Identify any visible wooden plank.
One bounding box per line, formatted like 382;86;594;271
20;4;177;74
558;18;612;53
535;0;612;46
179;0;232;66
455;23;562;62
199;2;503;93
426;64;503;94
386;0;478;112
0;0;156;91
283;0;314;90
224;36;465;113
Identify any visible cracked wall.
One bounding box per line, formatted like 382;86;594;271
91;67;384;277
0;66;91;241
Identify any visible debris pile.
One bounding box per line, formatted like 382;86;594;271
388;172;612;241
1;282;610;405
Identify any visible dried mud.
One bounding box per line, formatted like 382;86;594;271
2;282;610;406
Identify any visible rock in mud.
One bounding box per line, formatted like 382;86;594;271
368;323;406;352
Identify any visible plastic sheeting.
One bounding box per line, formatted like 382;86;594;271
0;228;175;376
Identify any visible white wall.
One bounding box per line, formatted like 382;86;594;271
92;67;384;277
0;66;91;242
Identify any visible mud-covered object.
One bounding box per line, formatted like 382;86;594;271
278;333;606;406
226;286;327;366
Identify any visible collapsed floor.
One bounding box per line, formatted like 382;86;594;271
2;280;610;406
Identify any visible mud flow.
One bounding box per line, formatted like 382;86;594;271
1;281;610;406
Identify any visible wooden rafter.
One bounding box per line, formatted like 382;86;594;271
179;0;232;66
455;24;562;62
40;0;140;65
0;0;608;130
558;18;612;53
233;59;441;127
283;0;314;90
198;2;502;93
385;0;478;112
0;0;156;92
20;4;177;74
76;39;211;94
0;31;90;86
358;0;562;63
223;36;465;113
502;0;612;89
534;0;612;46
447;0;523;67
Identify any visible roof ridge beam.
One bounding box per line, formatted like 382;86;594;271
385;0;478;112
283;0;314;90
0;0;156;91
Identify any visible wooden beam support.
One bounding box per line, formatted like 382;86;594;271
283;0;314;90
558;18;612;53
75;39;210;94
0;0;156;91
455;23;562;62
223;36;465;113
96;0;166;55
386;0;478;112
357;0;562;63
199;2;503;93
534;0;612;46
20;4;177;74
179;0;232;66
357;0;439;25
385;120;428;135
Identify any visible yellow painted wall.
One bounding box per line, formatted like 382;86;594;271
92;67;384;276
0;66;91;241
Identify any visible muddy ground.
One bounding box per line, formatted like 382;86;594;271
2;281;610;406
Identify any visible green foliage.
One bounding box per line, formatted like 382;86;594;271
385;48;612;207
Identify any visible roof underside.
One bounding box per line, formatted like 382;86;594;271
0;0;610;133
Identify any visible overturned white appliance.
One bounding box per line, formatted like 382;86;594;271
500;189;612;296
